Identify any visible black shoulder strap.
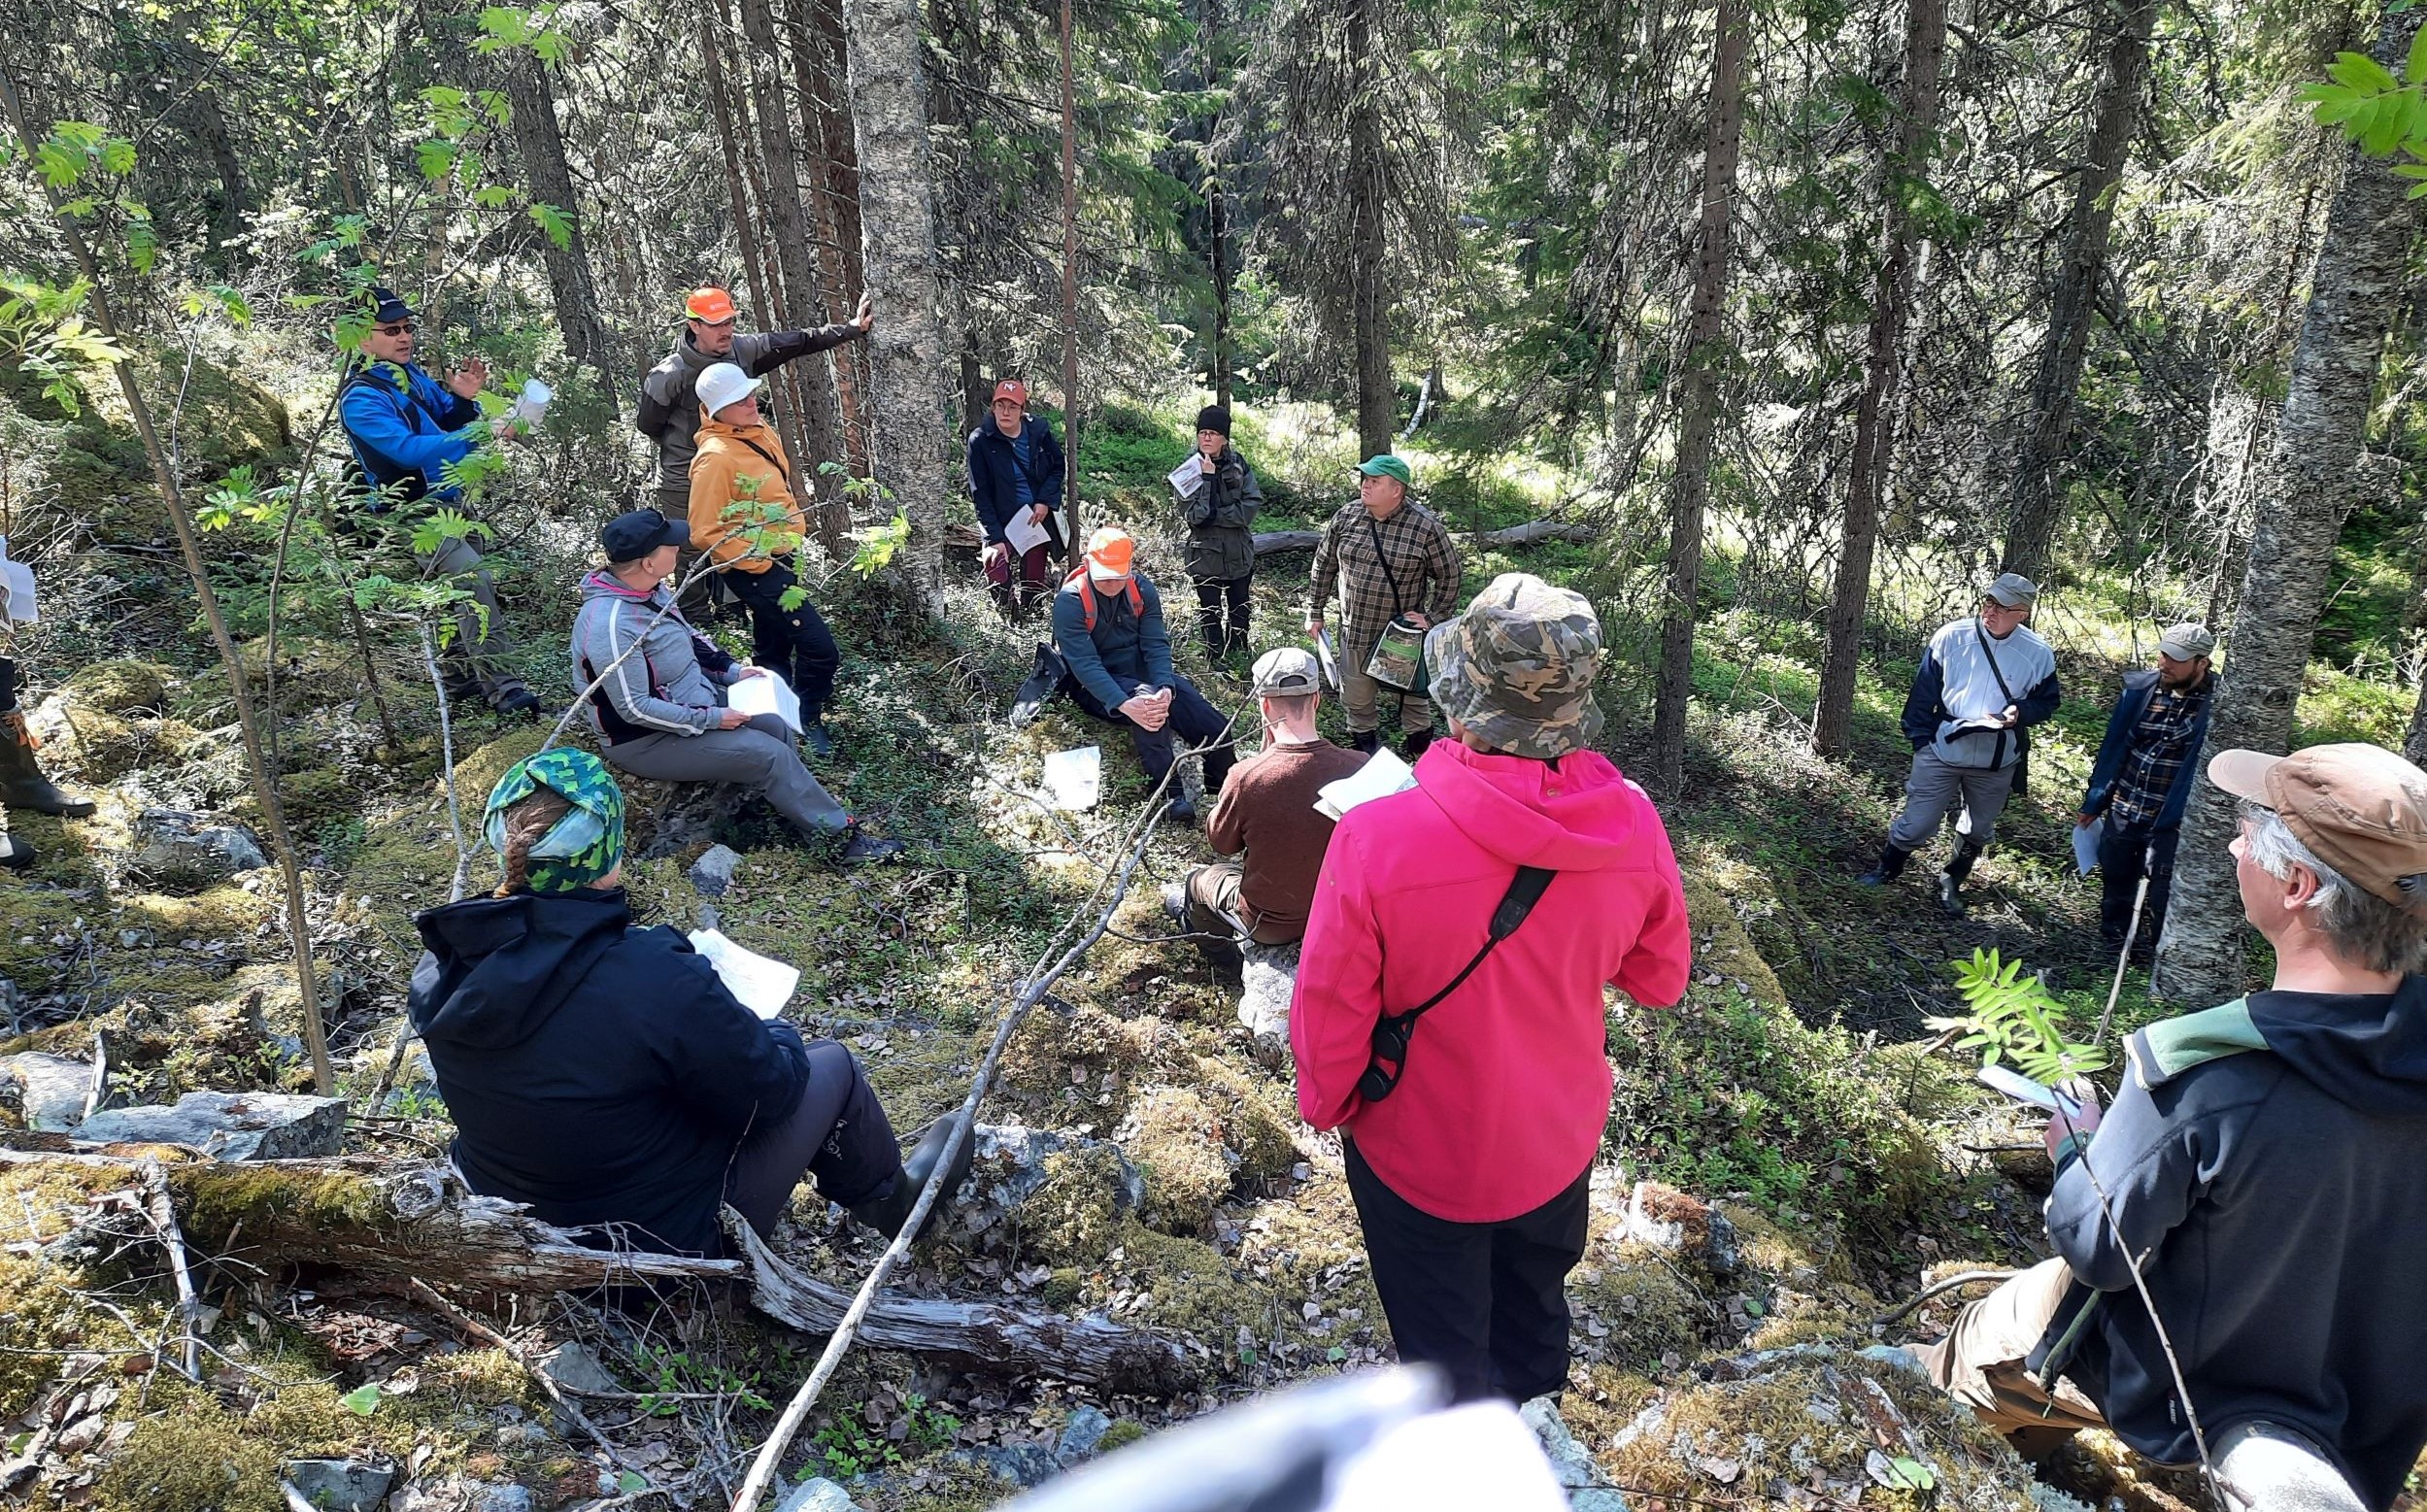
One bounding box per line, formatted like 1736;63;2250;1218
733;434;793;490
1972;617;2016;704
1358;865;1555;1104
1363;513;1406;619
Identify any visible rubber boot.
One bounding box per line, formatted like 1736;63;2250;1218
1350;729;1382;756
1854;842;1911;888
0;833;32;870
801;722;836;760
0;659;94;819
1402;728;1434;760
849;1118;978;1242
1938;838;1986;919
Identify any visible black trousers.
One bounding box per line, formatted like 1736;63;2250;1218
722;557;841;725
1068;673;1235;792
2098;818;2180;945
1344;1139;1592;1404
724;1039;900;1237
1193;573;1252;653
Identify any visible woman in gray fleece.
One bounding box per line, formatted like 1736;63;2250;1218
567;509;900;864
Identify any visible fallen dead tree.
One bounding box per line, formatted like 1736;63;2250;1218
0;1148;1191;1393
1250;518;1593;555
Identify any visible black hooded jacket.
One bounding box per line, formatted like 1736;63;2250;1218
2034;978;2427;1508
409;889;809;1257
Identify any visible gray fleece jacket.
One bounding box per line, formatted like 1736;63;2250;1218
634;324;867;494
569;571;743;744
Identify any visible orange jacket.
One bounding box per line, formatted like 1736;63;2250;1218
687;417;803;573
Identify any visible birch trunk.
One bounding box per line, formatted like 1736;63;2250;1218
1811;0;1945;756
1650;0;1749;797
2152;8;2424;1004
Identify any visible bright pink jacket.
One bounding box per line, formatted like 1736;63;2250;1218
1292;740;1692;1223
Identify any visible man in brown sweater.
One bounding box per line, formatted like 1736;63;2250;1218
1164;648;1367;950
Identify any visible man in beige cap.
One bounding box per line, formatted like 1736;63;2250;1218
2078;622;2217;953
1913;742;2427;1511
1857;571;2061;917
1163;646;1366;958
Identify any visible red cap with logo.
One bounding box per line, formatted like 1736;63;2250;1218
992;380;1028;406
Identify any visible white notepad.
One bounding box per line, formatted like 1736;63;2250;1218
1316;748;1417;821
727;670;802;733
687;927;799;1020
1167;455;1208;497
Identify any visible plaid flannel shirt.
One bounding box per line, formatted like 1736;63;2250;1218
2107;681;2209;828
1308;498;1463;642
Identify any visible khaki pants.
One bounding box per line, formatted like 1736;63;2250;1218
1911;1259;2106;1454
1340;625;1434;737
1184;863;1302;948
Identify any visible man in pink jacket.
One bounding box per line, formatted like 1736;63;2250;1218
1292;571;1692;1404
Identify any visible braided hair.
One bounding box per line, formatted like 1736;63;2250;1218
492;789;575;898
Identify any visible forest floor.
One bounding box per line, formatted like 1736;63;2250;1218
0;357;2419;1510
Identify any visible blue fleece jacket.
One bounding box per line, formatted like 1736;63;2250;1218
340;358;483;508
1051;572;1175;710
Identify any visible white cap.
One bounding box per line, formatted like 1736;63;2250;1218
696;362;762;418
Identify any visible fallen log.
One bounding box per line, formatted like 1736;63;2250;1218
0;1150;1191;1392
1251;517;1593;555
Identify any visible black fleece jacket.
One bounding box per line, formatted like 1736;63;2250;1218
2034;978;2427;1508
409;889;809;1257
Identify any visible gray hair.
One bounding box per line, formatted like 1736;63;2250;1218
2241;804;2427;974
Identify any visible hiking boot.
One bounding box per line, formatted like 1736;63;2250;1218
1162;881;1191;929
1349;730;1382;756
801;722;835;759
491;686;548;721
0;661;93;820
1163;794;1198;827
0;833;32;871
1854;843;1911;888
837;824;906;866
1402;728;1434;760
849;1118;977;1242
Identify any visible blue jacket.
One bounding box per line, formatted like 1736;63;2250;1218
2035;982;2427;1509
967;415;1065;547
1052;571;1175;709
409;888;810;1257
2080;669;2211;833
340;358;483;509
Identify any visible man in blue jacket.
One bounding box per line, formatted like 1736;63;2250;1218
338;286;540;718
2077;623;2216;953
1857;573;2061;917
968;380;1067;611
1051;528;1234;823
1915;742;2427;1512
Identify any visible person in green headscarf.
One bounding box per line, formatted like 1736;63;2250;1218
405;748;969;1257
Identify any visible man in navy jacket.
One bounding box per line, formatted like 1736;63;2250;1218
967;380;1066;610
2077;623;2216;951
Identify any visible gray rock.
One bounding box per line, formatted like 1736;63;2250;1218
1859;1343;1926;1377
687;844;743;897
948;1443;1062;1488
1236;940;1298;1040
0;1053;96;1132
76;1091;347;1159
129;807;268;890
775;1478;865;1512
391;1482;530;1512
1619;1180;1739;1278
1054;1403;1112;1464
1520;1396;1635;1510
536;1341;622;1396
282;1457;396;1511
954;1122;1144;1250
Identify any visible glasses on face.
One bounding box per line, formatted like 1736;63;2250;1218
374;320;416;336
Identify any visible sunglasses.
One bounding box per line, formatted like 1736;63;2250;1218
374;319;417;336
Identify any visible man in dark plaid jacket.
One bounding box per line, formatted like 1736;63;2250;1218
1303;455;1463;757
2078;622;2217;952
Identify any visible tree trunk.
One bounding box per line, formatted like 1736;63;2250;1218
785;0;872;477
805;0;874;476
1346;0;1395;459
1204;0;1234;408
1650;0;1748;798
2152;8;2424;1004
844;0;954;599
504;53;622;409
1059;0;1084;544
1810;0;1946;757
1998;0;2157;583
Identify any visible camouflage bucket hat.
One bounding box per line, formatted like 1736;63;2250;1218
483;747;625;893
1424;573;1605;758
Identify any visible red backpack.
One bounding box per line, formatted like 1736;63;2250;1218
1062;569;1144;631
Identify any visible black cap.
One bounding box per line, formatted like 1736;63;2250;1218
363;285;413;324
601;508;691;562
1195;404;1231;437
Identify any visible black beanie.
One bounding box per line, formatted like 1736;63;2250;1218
1195;405;1231;437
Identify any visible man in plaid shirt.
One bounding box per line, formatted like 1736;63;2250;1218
1304;454;1464;756
2078;622;2217;952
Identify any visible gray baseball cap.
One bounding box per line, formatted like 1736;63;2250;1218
1251;647;1321;698
2158;622;2216;661
1424;573;1605;758
1984;572;2039;608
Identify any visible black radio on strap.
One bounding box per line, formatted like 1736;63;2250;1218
1357;865;1556;1104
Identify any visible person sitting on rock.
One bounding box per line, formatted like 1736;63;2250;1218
0;653;95;870
1163;647;1363;961
1914;742;2427;1512
1051;526;1235;824
568;508;901;865
409;749;969;1258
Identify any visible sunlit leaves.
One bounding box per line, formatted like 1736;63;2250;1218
1923;949;2107;1083
0;277;128;415
2305;38;2427;195
528;201;572;251
35;121;133;190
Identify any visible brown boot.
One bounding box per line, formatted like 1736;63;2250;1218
0;661;93;819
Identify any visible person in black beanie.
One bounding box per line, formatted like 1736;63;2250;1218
1173;404;1264;657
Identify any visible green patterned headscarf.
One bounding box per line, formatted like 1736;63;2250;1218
483;748;625;893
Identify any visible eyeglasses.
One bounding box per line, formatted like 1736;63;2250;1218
374;320;417;336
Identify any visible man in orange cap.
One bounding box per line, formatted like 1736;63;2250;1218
1049;527;1233;823
966;379;1067;611
634;285;872;514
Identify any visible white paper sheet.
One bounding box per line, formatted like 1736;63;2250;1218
1313;629;1340;691
687;927;799;1020
1167;454;1209;498
2073;822;2100;878
1042;745;1102;811
1004;505;1055;556
1316;748;1416;821
727;670;801;733
0;539;33;623
510;377;553;427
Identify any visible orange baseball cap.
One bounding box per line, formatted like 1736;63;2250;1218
685;287;738;323
1084;527;1134;576
992;379;1028;406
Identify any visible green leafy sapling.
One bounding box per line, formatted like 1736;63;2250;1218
1927;948;2108;1084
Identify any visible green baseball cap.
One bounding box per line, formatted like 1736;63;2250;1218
1357;454;1412;486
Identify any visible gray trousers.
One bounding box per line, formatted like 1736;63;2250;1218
1887;747;2018;853
421;535;526;703
601;713;848;837
1339;624;1435;736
